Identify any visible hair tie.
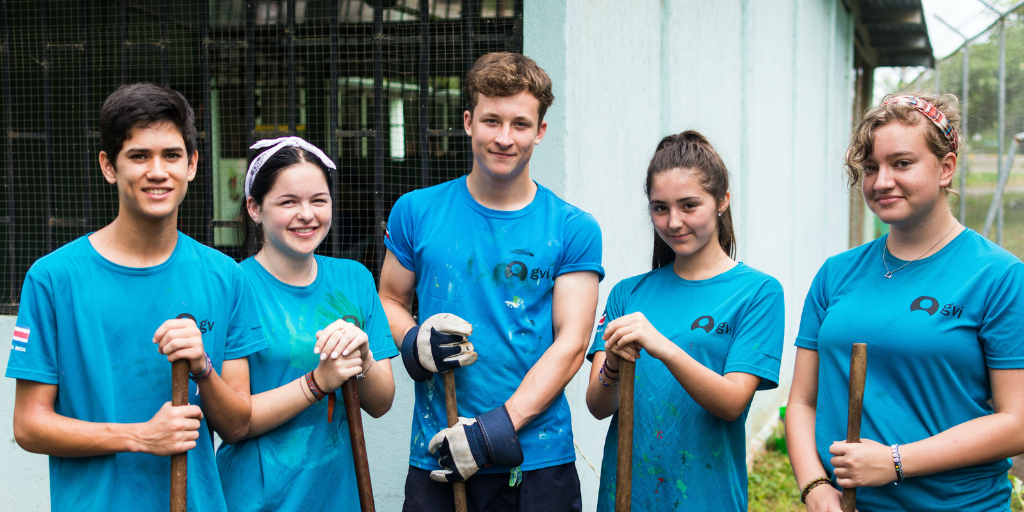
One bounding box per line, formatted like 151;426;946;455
244;136;336;198
881;96;960;154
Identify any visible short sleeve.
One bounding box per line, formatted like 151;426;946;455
224;268;268;360
587;280;626;361
723;278;786;390
5;267;60;384
384;193;417;271
795;260;831;351
557;212;604;281
979;263;1024;369
359;264;399;360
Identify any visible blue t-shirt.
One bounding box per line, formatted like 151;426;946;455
384;176;604;472
796;229;1024;511
216;255;398;512
5;233;266;512
587;263;784;511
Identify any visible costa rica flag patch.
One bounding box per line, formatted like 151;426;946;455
12;325;30;344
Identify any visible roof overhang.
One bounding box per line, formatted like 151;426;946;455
848;0;934;68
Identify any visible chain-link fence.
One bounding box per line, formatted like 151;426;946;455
909;5;1024;260
0;0;523;313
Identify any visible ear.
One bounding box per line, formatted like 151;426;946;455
99;151;118;184
463;110;473;137
719;190;731;214
246;196;261;225
534;120;547;146
938;152;957;189
187;150;199;182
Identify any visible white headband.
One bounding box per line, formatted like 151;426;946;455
245;137;336;198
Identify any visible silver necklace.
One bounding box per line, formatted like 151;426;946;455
881;223;958;278
257;251;316;285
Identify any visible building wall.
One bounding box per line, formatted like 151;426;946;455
526;0;854;509
0;0;855;510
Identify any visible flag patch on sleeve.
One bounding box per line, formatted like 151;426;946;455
12;326;30;344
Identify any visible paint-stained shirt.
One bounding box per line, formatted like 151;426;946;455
588;263;784;512
796;229;1024;512
216;255;397;512
5;233;266;512
385;176;604;472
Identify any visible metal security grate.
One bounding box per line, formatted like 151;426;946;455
0;0;523;314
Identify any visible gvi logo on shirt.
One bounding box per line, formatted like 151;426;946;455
176;313;216;333
909;296;964;318
504;260;553;282
690;315;732;335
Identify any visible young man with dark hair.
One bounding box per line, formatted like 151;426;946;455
381;52;603;511
6;82;266;511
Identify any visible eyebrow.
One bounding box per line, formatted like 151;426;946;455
123;146;185;153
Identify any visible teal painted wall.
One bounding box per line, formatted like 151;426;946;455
1;1;856;509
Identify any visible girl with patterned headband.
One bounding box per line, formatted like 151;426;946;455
787;92;1024;511
216;137;398;511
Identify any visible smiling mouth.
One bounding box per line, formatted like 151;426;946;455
291;227;317;234
145;188;171;194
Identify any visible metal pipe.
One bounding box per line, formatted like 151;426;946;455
419;0;430;189
997;17;1006;245
329;0;339;257
2;0;17;303
936;0;1024;56
42;0;54;252
287;0;297;135
245;1;254;156
81;0;92;230
201;0;213;246
960;45;969;223
463;0;477;165
121;0;129;84
373;0;385;274
983;131;1024;237
160;0;169;87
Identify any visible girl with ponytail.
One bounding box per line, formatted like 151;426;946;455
585;131;785;511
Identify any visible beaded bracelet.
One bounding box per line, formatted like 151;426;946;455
189;353;214;383
800;476;832;503
891;444;904;484
598;361;619;387
305;371;327;402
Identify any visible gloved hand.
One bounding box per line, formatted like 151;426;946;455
427;405;523;482
401;313;476;382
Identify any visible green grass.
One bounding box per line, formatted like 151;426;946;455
746;450;1024;511
964;171;1024;188
961;191;1024;260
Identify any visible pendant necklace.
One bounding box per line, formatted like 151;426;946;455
881;222;958;278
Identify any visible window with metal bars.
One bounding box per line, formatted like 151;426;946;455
0;0;524;314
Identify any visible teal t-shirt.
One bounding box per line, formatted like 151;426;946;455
796;229;1024;511
5;234;267;512
587;263;784;511
384;176;604;473
216;255;398;512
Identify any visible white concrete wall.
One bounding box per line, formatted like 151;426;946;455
527;0;854;509
1;1;856;510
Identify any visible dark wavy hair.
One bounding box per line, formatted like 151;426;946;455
646;130;736;270
236;143;335;258
99;82;197;164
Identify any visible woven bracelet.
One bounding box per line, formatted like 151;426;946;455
800;476;832;503
305;371;327;402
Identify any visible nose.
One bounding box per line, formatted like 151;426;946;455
873;165;895;191
495;123;513;147
297;201;314;221
668;208;684;229
147;157;170;181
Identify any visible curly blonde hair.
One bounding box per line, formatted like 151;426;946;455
844;91;962;196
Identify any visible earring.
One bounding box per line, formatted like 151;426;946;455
718;212;722;217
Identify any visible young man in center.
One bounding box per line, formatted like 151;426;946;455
6;83;266;511
380;52;604;511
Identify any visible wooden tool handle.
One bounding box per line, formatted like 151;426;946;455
615;360;636;512
841;343;868;512
170;359;189;512
342;380;376;512
441;371;468;512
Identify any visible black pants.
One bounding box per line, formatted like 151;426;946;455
402;463;583;512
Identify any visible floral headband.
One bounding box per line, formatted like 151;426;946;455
881;96;960;154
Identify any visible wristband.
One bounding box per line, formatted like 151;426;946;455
305;371;327;402
800;475;832;503
891;444;904;484
598;361;619;387
189;352;214;383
